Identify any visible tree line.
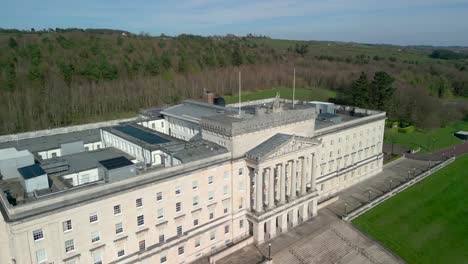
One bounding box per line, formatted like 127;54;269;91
0;30;467;135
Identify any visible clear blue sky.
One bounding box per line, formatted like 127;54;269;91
2;0;468;46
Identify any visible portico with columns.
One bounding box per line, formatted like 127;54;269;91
245;133;320;243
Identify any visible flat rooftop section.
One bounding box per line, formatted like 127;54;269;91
18;164;46;179
103;124;180;150
139;108;164;119
160;140;229;163
114;125;170;144
161;100;235;123
0;129;101;153
0;148;32;159
41;147;134;175
99;156;134;170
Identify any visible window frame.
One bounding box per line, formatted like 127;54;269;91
33;229;44;241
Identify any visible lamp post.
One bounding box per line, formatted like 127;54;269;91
368;190;372;202
267;243;272;261
344;203;348;216
389;179;393;190
407;170;410;181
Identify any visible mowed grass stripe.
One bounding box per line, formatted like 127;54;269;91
353;155;468;264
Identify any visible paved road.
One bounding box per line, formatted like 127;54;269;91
327;157;433;217
406;141;468;161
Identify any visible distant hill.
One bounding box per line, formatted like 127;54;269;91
0;28;467;135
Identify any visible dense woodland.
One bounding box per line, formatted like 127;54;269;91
1;29;468;135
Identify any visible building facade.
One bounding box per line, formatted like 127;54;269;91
0;98;385;264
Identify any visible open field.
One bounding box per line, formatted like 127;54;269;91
384;120;468;153
352;155;468;264
223;87;336;104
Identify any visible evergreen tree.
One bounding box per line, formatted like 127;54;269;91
231;47;243;66
370;71;395;110
351;72;370;107
8;37;18;49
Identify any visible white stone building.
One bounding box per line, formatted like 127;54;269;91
0;97;385;264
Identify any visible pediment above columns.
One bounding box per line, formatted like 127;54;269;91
246;133;320;163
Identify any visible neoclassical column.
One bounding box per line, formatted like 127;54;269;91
311;154;317;191
290;159;297;199
301;157;307;195
246;170;252;210
255;169;263;212
267;167;275;209
279;163;286;203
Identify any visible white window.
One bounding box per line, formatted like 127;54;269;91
65;239;75;253
195;237;201;248
89;212;98;223
209;208;214;219
160;253;167;263
210;229;216;240
33;229;44;241
157;208;164;219
224;171;229;180
193;219;199;226
239;197;244;209
239;219;244;228
63;220;72;232
178;245;184;255
238;168;243;175
176;202;182;213
177;225;183;236
208;176;213;184
92;251;103;264
91;231;100;243
224;225;230;234
114;205;121;215
192;180;198;190
239;180;244;191
136;198;143;208
117;249;125;258
223;185;228;195
193;196;199;207
139;240;146;251
137;215;145;226
156;192;163;201
159;234;165;244
36;248;47;263
208;191;214;201
115;223;123;234
175;186;182;196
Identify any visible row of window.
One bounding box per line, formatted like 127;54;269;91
35;219;245;264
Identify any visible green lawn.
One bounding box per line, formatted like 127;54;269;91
224;87;336;104
384;121;468;153
353;155;468;264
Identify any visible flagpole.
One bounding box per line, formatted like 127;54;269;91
293;68;296;109
238;71;241;115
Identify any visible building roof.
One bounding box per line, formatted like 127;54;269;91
103;124;179;150
99;156;134;170
114;125;170;144
18;164;46;180
0;148;32;160
161;100;234;123
246;133;292;160
41;147;134;176
0;129;101;154
163;140;229;163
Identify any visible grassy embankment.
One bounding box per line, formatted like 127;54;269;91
353;154;468;264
